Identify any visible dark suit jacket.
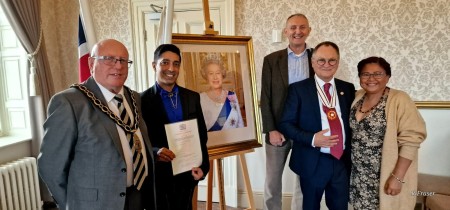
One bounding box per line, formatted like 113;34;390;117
278;78;355;179
140;84;209;187
38;77;155;210
260;48;314;144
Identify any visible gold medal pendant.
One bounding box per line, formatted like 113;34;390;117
133;133;142;153
327;109;337;120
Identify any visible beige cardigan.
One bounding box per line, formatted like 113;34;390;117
352;88;427;210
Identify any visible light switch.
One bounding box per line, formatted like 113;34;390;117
272;29;282;43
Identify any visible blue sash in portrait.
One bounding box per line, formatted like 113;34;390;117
208;92;234;131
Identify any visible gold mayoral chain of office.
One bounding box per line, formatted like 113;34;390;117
71;84;142;152
315;80;338;121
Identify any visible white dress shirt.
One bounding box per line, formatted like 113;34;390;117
96;82;148;187
312;75;346;153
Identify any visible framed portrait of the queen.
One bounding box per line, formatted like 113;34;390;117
171;34;262;157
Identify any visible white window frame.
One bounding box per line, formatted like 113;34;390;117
0;6;30;139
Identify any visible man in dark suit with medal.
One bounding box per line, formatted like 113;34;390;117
279;41;355;210
38;39;155;210
140;44;209;210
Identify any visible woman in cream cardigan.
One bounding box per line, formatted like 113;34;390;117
349;56;426;210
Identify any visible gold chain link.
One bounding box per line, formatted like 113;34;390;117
71;84;139;133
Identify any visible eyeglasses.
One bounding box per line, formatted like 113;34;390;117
315;58;338;66
359;72;386;79
92;56;133;68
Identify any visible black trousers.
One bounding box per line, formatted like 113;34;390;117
300;153;349;210
124;185;144;210
156;175;198;210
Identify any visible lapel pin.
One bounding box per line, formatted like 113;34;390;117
340;92;344;95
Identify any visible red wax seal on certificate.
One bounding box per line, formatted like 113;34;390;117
327;109;337;120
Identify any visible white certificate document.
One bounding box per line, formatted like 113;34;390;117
165;119;202;175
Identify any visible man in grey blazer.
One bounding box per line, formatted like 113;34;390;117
260;13;314;210
38;39;155;210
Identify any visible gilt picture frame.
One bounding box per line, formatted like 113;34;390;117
415;101;450;109
171;34;262;157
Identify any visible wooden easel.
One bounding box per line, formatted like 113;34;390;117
201;0;219;35
192;149;256;210
206;149;256;210
192;1;255;209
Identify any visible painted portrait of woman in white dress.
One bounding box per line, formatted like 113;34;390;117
173;36;258;148
199;53;244;131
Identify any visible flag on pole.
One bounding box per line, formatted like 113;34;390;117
156;5;166;46
156;0;174;45
78;15;90;82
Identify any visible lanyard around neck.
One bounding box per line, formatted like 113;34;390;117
315;79;336;108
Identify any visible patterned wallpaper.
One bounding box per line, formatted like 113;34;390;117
235;0;450;101
44;0;449;101
89;0;136;89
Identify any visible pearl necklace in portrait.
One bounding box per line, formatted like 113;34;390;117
208;89;226;106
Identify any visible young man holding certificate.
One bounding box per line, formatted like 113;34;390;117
141;44;210;210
